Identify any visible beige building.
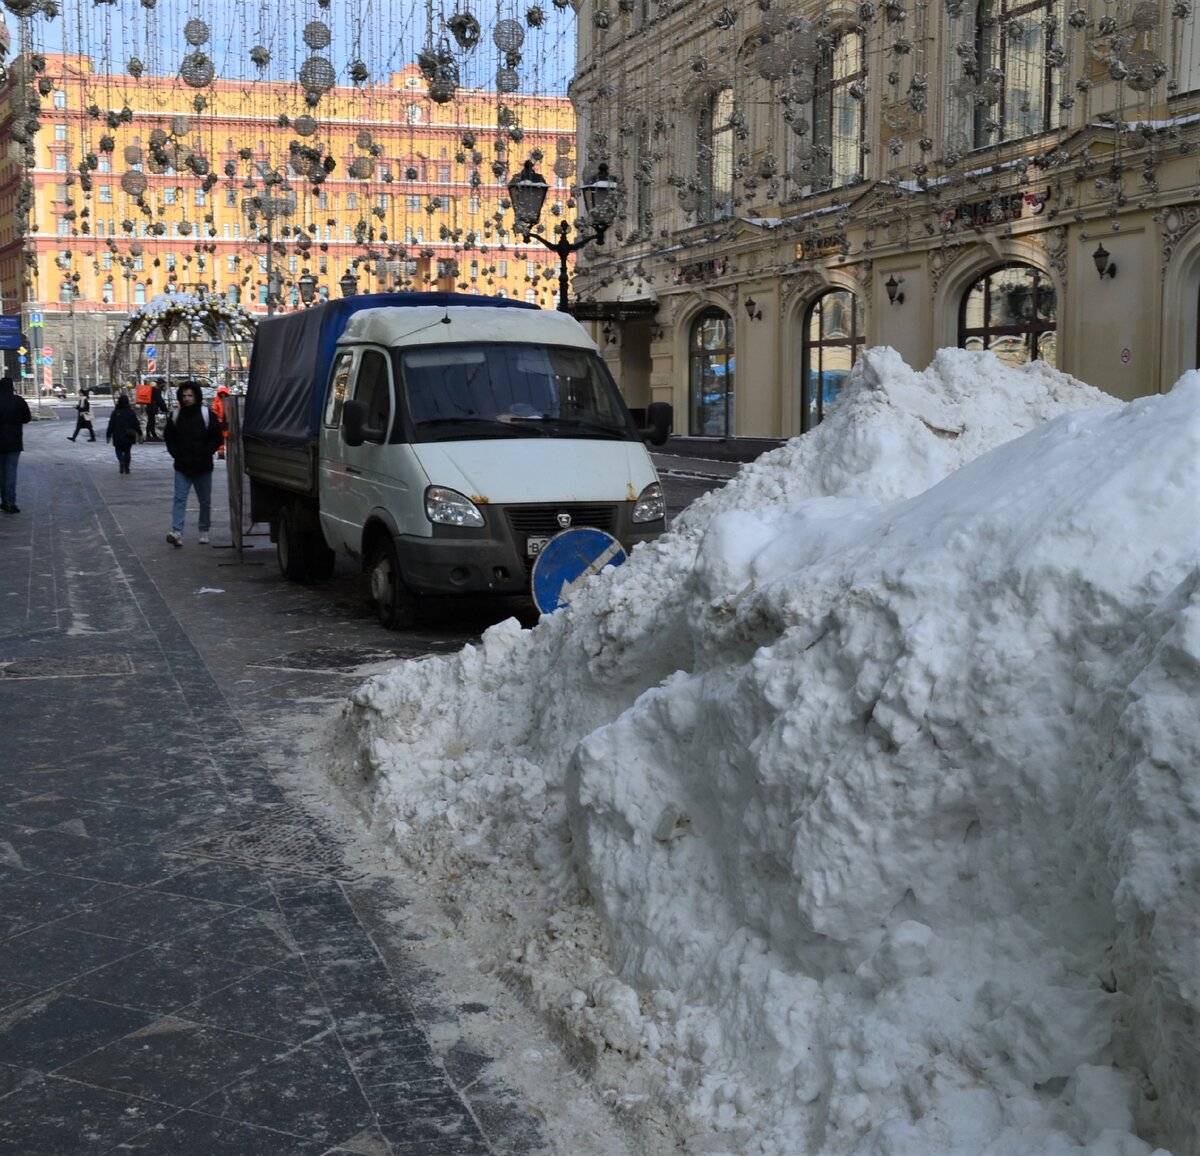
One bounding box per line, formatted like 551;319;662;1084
568;0;1200;438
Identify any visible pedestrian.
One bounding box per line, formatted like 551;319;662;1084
68;387;97;442
0;375;32;513
144;378;167;441
105;394;142;474
212;384;231;460
163;380;222;547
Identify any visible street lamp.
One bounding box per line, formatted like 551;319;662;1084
506;160;619;312
298;270;317;306
241;166;296;316
339;269;358;297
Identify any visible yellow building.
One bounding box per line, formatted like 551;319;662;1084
0;54;576;391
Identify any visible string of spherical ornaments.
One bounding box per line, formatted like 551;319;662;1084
180;18;213;89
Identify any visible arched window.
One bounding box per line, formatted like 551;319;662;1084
698;88;734;221
959;265;1056;367
813;30;865;191
101;281;114;304
974;0;1060;146
802;289;862;430
133;282;146;305
689;309;735;436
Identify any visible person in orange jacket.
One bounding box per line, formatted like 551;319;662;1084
212;384;230;460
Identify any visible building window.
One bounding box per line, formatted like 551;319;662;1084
226;255;237;273
163;187;177;205
407;194;421;211
101;253;112;270
974;0;1059;146
811;29;865;191
165;254;176;271
689;309;735;436
54;184;69;202
227;285;241;304
97;156;111;173
347;193;358;209
959;264;1057;366
226;187;237;206
54;124;67;141
697;87;734;221
468;196;480;214
802;289;863;431
53;90;66;109
133;254;144;271
102;281;114;304
134;282;146;304
59;280;74;302
406;103;423;124
438;164;451;182
54;154;68;172
194;188;206;207
525;260;537;278
57;217;70;236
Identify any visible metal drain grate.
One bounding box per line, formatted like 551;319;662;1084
0;654;135;679
175;804;363;881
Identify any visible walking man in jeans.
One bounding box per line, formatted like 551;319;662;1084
163;381;222;547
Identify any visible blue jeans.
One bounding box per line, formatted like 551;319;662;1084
0;450;18;507
172;469;213;536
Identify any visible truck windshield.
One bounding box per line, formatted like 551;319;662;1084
399;343;639;443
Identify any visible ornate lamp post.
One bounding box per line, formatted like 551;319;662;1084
241;166;296;316
506;161;619;312
339;269;358;297
298;270;317;306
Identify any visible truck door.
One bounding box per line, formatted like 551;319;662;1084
319;347;411;557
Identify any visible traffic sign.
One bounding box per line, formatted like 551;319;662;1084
18;354;25;363
17;345;25;355
43;356;53;366
30;312;42;326
530;528;627;615
42;345;53;357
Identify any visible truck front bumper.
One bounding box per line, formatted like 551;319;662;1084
396;502;664;596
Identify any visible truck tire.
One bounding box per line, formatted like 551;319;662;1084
369;537;417;630
277;508;310;583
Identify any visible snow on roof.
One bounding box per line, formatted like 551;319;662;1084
330;349;1198;1155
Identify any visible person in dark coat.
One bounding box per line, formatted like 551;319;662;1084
68;387;96;442
105;394;142;474
0;375;32;513
144;378;167;441
163;380;222;547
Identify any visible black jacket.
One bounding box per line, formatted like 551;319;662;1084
0;378;31;453
107;406;141;448
164;403;222;474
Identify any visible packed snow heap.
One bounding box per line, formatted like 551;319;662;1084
331;347;1198;1155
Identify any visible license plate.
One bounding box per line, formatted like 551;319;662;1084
526;535;552;557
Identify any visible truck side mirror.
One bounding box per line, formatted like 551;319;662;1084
342;399;367;447
641;401;672;446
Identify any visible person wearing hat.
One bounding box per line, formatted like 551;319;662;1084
0;375;31;513
163;380;222;547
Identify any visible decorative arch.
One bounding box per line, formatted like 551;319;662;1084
1161;216;1200;387
956;264;1057;367
933;242;1059;355
109;289;257;393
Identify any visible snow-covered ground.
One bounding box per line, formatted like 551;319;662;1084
328;347;1197;1155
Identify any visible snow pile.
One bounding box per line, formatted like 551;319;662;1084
331;349;1198;1154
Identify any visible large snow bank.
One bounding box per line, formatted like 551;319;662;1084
331;348;1197;1154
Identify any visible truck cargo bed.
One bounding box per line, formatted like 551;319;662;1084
244;439;318;497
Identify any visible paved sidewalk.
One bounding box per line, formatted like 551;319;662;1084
0;415;557;1155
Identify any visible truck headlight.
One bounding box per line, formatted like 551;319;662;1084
632;481;665;523
425;485;485;528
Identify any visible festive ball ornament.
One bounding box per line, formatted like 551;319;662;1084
180;51;214;88
183;18;210;45
299;55;336;92
303;21;332;49
493;18;524;50
121;170;148;196
294;115;318;136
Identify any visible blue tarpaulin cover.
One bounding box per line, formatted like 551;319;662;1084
242;292;535;448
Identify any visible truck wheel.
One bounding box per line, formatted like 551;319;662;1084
277;509;310;583
306;537;336;581
368;538;417;630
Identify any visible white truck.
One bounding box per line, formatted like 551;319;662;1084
242;292;671;628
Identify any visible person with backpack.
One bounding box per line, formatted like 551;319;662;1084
68;387;96;442
211;384;230;460
0;375;32;513
163;380;223;547
105;394;142;474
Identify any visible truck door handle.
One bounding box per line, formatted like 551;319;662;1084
345;466;362;475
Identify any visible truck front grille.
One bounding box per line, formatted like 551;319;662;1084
504;504;620;576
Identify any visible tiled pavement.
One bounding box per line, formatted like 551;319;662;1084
0;409;556;1155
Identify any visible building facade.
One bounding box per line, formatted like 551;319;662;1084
569;0;1200;437
0;54;576;392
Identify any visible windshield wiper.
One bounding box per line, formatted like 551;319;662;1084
530;417;629;439
414;417;543;441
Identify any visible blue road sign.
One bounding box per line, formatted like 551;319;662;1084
29;312;42;326
530;527;627;615
43;356;53;366
17;354;25;363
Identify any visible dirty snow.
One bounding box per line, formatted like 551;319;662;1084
328;347;1196;1154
